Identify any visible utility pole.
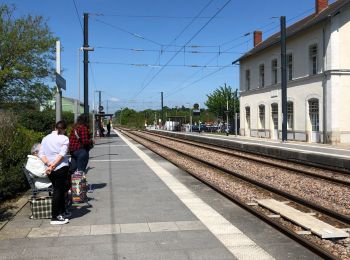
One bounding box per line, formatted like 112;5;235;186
83;13;89;117
281;16;287;142
55;41;62;123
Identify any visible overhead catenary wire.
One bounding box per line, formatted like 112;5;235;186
138;0;215;95
132;0;232;99
93;18;163;46
88;4;316;109
166;63;238;98
91;61;232;68
89;13;221;20
165;6;316;98
72;0;83;32
95;46;243;54
164;37;251;97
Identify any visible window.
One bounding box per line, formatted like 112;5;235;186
309;99;319;131
309;44;318;75
287;101;294;130
245;107;251;129
259;64;265;88
245;70;250;90
287;54;293;81
259;105;265;129
271;59;278;84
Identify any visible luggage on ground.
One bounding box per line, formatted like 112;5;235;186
30;196;52;219
71;171;88;204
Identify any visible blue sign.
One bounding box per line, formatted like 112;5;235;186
55;72;66;90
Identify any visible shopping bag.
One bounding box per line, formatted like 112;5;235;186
30;196;52;219
71;171;88;204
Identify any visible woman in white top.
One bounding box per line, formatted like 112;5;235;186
25;143;52;189
39;120;70;225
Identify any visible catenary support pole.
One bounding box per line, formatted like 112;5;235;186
281;16;287;142
83;13;89;117
226;97;229;134
92;91;95;139
55;41;62;123
161;92;164;126
76;48;81;123
234;89;238;136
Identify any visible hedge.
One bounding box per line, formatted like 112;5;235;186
0;122;43;199
18;110;74;134
0;110;75;199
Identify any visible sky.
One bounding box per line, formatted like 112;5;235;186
3;0;334;113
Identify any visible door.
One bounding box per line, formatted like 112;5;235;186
245;107;251;136
309;99;320;143
271;103;278;140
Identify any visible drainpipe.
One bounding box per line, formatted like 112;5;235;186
322;26;327;144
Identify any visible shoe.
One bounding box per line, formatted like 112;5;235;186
50;215;69;225
63;210;72;218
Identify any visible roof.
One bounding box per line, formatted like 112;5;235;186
233;0;350;63
62;96;84;105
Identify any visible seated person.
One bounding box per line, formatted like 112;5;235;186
25;143;52;189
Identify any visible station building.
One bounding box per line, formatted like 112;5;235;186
236;0;350;144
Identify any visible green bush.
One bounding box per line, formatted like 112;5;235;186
0;110;75;200
18;110;55;134
18;110;74;134
0;124;43;199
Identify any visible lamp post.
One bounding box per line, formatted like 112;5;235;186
78;47;95;117
92;90;98;139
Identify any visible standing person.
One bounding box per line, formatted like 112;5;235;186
106;119;111;137
39;121;70;225
99;119;105;137
69;114;93;172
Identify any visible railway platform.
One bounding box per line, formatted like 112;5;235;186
155;130;350;172
0;130;319;259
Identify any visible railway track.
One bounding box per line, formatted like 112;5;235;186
134;130;350;219
143;130;350;187
118;127;350;259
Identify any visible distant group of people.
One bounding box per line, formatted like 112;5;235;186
97;118;112;137
25;114;93;225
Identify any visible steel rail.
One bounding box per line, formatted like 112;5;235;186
142;130;350;186
120;128;340;260
150;130;350;175
122;128;350;224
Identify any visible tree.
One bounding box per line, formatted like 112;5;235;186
0;5;57;108
205;84;239;121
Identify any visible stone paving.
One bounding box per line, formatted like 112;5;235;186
0;131;321;259
0;132;235;260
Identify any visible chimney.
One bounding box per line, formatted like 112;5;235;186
316;0;328;14
253;31;262;47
